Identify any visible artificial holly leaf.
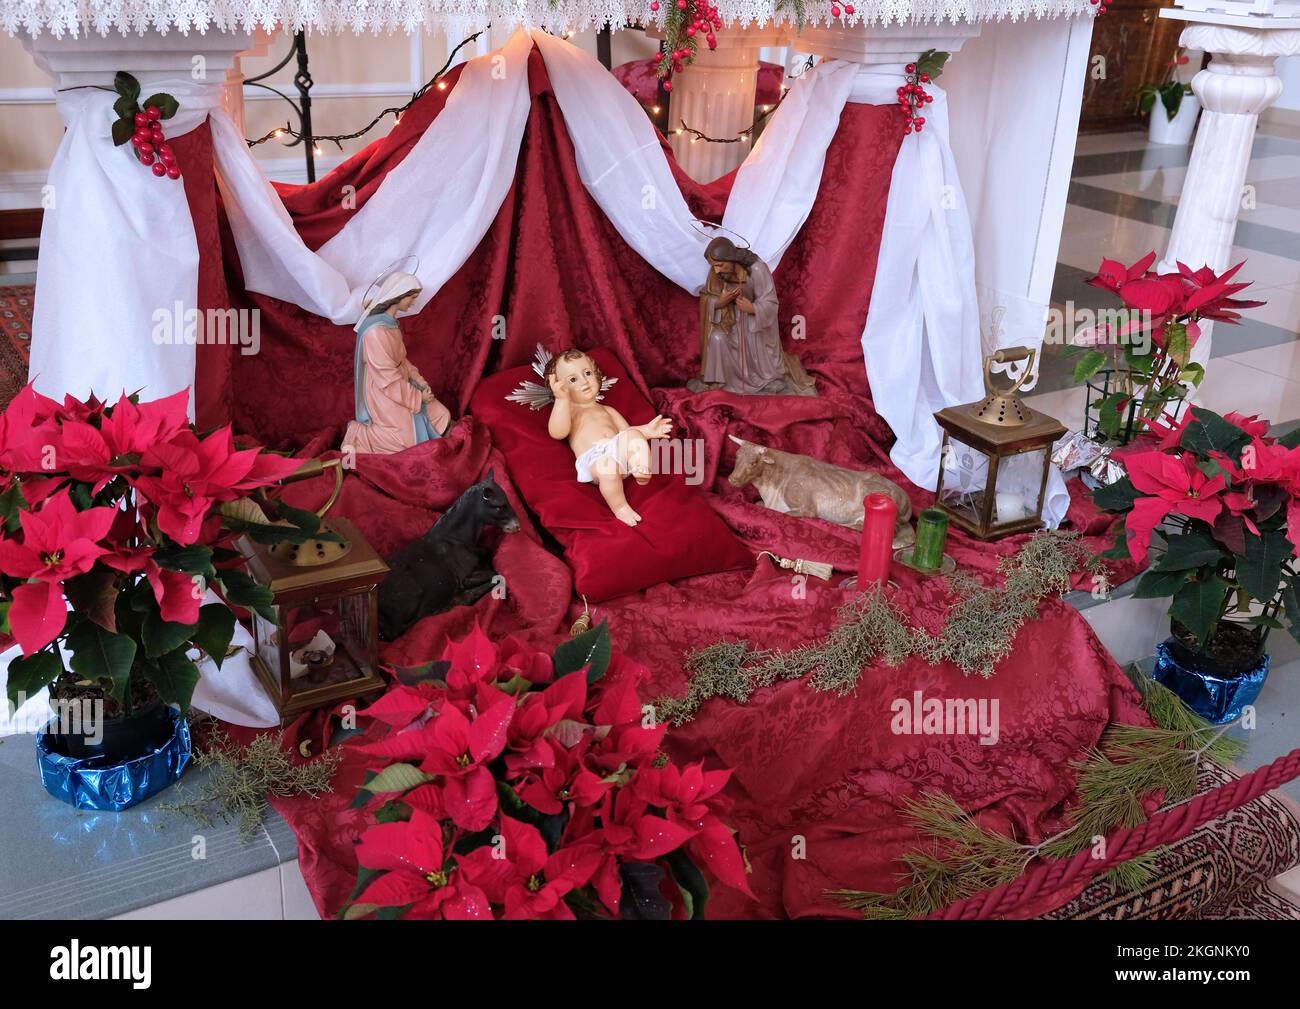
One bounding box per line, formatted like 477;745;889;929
553;618;611;684
5;649;63;714
1091;475;1140;513
142;93;179;120
192;603;236;669
1132;568;1187;600
1234;528;1292;604
1071;350;1107;385
66;620;136;705
111;117;135;147
1180;407;1251;462
148;648;201;709
916;49;950;81
1156;531;1226;572
113;71;140;101
1170;574;1228;649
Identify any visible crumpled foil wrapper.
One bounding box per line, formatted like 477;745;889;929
1151;639;1269;725
1052;430;1127;486
36;709;191;811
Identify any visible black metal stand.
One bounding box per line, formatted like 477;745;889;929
244;31;317;183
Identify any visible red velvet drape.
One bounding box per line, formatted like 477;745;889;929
187;49;1149;919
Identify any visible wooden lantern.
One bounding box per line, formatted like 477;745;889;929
238;505;389;722
933;347;1066;541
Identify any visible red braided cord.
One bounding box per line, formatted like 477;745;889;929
926;745;1300;920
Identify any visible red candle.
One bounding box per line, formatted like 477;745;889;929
858;493;897;587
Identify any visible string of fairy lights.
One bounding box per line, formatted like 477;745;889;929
246;35;810;154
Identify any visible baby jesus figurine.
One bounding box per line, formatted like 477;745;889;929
545;349;672;527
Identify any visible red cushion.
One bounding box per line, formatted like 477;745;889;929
471;349;752;601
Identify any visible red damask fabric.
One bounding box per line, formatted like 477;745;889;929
190;46;1149;919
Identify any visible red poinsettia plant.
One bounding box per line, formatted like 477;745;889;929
0;385;323;717
1066;252;1263;441
1094;406;1300;661
343;621;751;920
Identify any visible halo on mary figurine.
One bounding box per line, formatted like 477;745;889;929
342;257;455;456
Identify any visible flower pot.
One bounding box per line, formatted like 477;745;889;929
1152;633;1270;724
36;707;191;811
1148;94;1200;146
43;699;174;765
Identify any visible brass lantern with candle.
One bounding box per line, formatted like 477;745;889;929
236;458;388;722
933;347;1066;541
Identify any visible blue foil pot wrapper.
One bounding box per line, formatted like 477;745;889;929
1151;638;1270;725
35;709;191;811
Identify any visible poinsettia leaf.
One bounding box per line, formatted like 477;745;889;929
153;544;214;574
1091;475;1140;513
217;568;277;623
1234;529;1292;603
1281;574;1300;645
267;500;323;534
113;71;140;101
1212;512;1246;557
63;568;119;633
1155;531;1226;572
1276;427;1300;451
1170;574;1228;649
65;620;135;704
0;481;26;533
374;800;411;825
147;648;201;709
1072;350;1107;385
143;607;196;658
192;603;235;669
1132;568;1187;600
553;618;611;684
664;847;709;920
1095;392;1130;441
1180;408;1251;462
365;762;434;795
6;649;63;714
392;659;450;686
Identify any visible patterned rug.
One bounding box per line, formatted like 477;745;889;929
1045;762;1300;920
0;285;33;410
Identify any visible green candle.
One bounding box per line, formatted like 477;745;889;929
911;508;949;572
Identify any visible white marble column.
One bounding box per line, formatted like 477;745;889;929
1157;10;1300;364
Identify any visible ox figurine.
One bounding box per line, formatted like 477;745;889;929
727;436;914;548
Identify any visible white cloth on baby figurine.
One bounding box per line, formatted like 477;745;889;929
575;430;633;484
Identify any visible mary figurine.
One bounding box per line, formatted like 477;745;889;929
341;271;452;455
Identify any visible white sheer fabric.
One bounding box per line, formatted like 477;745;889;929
29;78;223;418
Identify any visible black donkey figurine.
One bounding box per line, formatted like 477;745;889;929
378;469;520;641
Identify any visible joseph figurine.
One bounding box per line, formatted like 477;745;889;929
690;237;815;397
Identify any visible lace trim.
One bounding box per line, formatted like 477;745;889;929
4;1;1098;40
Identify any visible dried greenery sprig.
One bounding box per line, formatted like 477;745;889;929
161;729;341;842
654;532;1095;725
830;675;1243;918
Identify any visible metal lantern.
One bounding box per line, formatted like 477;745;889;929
237;460;389;721
933;347;1066;541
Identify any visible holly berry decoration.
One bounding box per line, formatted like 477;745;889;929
109;71;182;181
652;0;722;90
1089;0;1110;14
898;49;948;136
